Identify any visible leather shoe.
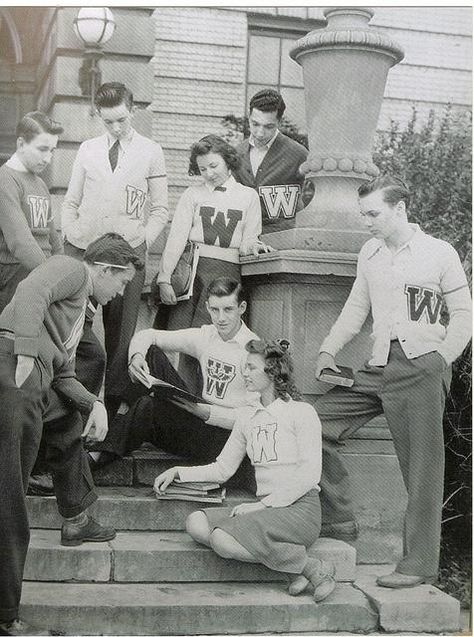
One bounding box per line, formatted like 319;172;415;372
61;516;116;546
0;619;50;636
376;571;436;588
27;474;54;497
320;520;359;541
288;574;310;596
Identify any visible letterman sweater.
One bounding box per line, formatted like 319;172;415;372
234;132;308;233
129;321;260;428
179;397;321;508
158;175;261;284
61;130;169;249
0;162;62;267
0;255;98;412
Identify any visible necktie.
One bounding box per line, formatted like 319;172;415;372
109;140;120;172
214;186;226;192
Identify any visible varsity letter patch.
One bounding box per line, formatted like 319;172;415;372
251;423;278;463
125;185;146;219
405;284;443;324
258;184;300;220
199;206;243;247
205;358;236;399
28;195;50;228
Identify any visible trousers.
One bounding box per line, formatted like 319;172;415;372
95;346;256;492
0;338;97;622
316;342;451;577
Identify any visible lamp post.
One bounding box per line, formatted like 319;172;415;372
73;7;115;113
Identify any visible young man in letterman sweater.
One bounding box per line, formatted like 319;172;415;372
309;176;471;590
0;111;106;496
0;233;142;636
0;111;63;311
234;89;308;234
90;278;259;490
61;82;169;416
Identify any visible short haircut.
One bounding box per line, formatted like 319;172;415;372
83;233;144;271
358;175;411;209
16;111;63;143
206;277;246;305
188;134;241;176
95;82;134;111
249;89;286;120
246;339;301;401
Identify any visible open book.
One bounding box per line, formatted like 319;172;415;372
319;365;355;388
144;375;211;404
154;479;226;503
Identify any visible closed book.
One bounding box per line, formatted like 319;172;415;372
320;366;354;387
154;486;226;504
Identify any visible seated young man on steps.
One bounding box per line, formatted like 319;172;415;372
90;277;260;490
0;232;143;637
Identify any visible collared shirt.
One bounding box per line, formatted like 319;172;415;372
106;130;134;167
320;224;471;366
249;130;279;176
179;396;322;508
6;153;28;173
204;174;234;194
129;321;260;428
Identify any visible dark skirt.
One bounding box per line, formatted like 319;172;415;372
167;256;241;330
203;489;321;574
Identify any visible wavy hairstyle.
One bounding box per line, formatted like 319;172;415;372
188;134;241;176
246;339;301;402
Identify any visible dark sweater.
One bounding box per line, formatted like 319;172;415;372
234;132;308;233
0;255;97;413
0;164;62;266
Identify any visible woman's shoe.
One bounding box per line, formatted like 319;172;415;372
288;574;310;596
303;558;337;602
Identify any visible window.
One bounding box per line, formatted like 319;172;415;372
246;28;306;132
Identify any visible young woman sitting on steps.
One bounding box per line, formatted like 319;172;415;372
155;339;336;602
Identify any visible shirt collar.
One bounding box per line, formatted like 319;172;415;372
367;223;422;259
249;130;279;151
107;128;135;149
205;174;236;194
252;396;291;414
6;153;29;173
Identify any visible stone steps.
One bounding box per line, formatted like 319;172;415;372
24;530;356;583
27;486;254;531
20;581;379;635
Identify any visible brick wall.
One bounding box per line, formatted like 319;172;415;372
152;6;471;210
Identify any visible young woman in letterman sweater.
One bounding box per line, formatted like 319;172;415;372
155;340;336;603
156;134;272;329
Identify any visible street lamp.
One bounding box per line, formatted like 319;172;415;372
73;7;116;112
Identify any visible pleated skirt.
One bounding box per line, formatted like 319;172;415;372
203;489;321;574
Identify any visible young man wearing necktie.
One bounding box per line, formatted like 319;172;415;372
61;82;169;417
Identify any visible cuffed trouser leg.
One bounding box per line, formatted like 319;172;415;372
315;366;384;524
381;345;451;577
0;346;46;622
43;410;97;518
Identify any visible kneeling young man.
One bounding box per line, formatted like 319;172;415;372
91;278;259;485
0;232;143;636
314;175;471;589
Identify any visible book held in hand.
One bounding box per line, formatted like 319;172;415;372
153;479;226;503
319;365;354;387
145;375;211;405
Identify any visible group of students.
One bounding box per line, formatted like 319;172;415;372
0;78;471;637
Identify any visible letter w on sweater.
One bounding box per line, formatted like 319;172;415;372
199;206;243;247
259;184;300;220
28;196;50;227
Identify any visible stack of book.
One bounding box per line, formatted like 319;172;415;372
154;480;226;503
